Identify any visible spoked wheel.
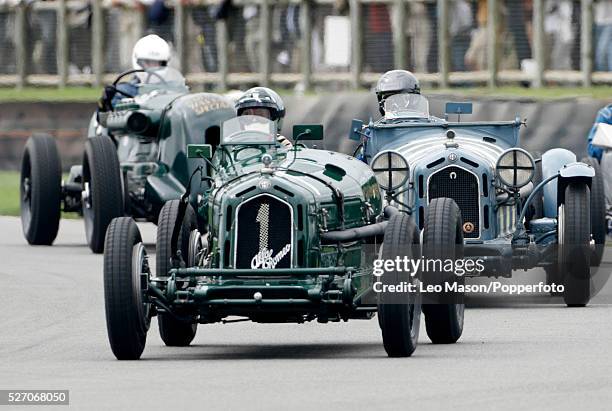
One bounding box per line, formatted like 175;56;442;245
20;134;62;245
104;217;151;360
82;136;123;253
581;157;605;267
558;183;592;307
377;213;421;357
156;200;198;347
422;198;465;344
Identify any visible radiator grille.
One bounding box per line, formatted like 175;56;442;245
235;194;292;269
428;166;480;238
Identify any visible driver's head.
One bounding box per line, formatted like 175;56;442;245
235;87;286;132
375;70;420;116
132;35;171;70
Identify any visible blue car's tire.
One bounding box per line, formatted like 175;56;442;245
377;213;421;357
422;197;465;344
20;134;62;245
559;183;591;307
581;157;605;266
156;200;198;347
104;217;150;360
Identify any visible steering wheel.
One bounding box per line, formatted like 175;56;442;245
106;69;167;110
107;68;169;99
113;68;167;86
233;146;266;165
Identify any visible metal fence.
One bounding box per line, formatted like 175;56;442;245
0;0;611;89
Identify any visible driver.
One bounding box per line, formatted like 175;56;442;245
98;34;171;112
234;87;293;148
375;69;423;117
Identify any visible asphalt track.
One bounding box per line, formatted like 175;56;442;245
1;216;611;410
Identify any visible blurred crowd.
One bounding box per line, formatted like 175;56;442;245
0;0;610;76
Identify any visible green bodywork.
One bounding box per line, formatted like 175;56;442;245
96;85;235;221
154;118;384;323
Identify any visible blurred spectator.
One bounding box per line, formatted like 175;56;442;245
425;1;437;72
363;3;392;72
190;1;218;73
465;0;489;70
465;0;516;71
145;0;173;43
105;0;146;72
406;2;431;73
243;3;259;72
67;1;92;74
0;0;19;74
507;0;532;68
272;4;300;73
31;0;58;74
214;0;250;72
594;0;612;71
544;0;574;70
449;0;473;71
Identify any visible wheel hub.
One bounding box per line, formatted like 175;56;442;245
22;177;31;202
82;182;91;209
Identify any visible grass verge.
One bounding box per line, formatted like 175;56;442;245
0;86;609;103
0;171;79;218
0;171;20;216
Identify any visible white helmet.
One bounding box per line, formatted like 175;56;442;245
132;34;171;70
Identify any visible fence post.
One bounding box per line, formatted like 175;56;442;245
349;0;362;89
437;0;450;87
92;0;104;87
14;3;27;89
300;0;312;90
392;0;406;70
57;0;69;88
259;0;272;87
486;0;498;88
532;0;545;88
581;0;593;87
174;1;187;73
216;19;229;90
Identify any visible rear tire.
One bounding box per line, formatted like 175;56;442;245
422;198;465;344
559;183;591;307
156;200;198;347
103;217;150;360
20;134;62;245
82;136;123;253
377;213;421;357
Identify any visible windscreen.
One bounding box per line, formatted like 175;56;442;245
221;115;276;145
384;93;430;119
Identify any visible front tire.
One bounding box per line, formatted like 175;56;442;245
581;157;605;266
82;136;123;253
377;213;421;357
103;217;151;360
156;200;198;347
422;198;465;344
20;134;62;245
558;183;592;306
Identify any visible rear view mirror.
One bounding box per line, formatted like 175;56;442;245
349;119;364;141
293;124;324;141
187;144;213;160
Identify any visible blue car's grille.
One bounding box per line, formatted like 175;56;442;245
428;166;480;238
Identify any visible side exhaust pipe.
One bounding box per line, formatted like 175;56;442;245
320;206;399;244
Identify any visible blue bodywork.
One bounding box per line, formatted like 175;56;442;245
353;103;594;276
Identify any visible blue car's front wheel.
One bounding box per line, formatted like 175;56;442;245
422;197;465;344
